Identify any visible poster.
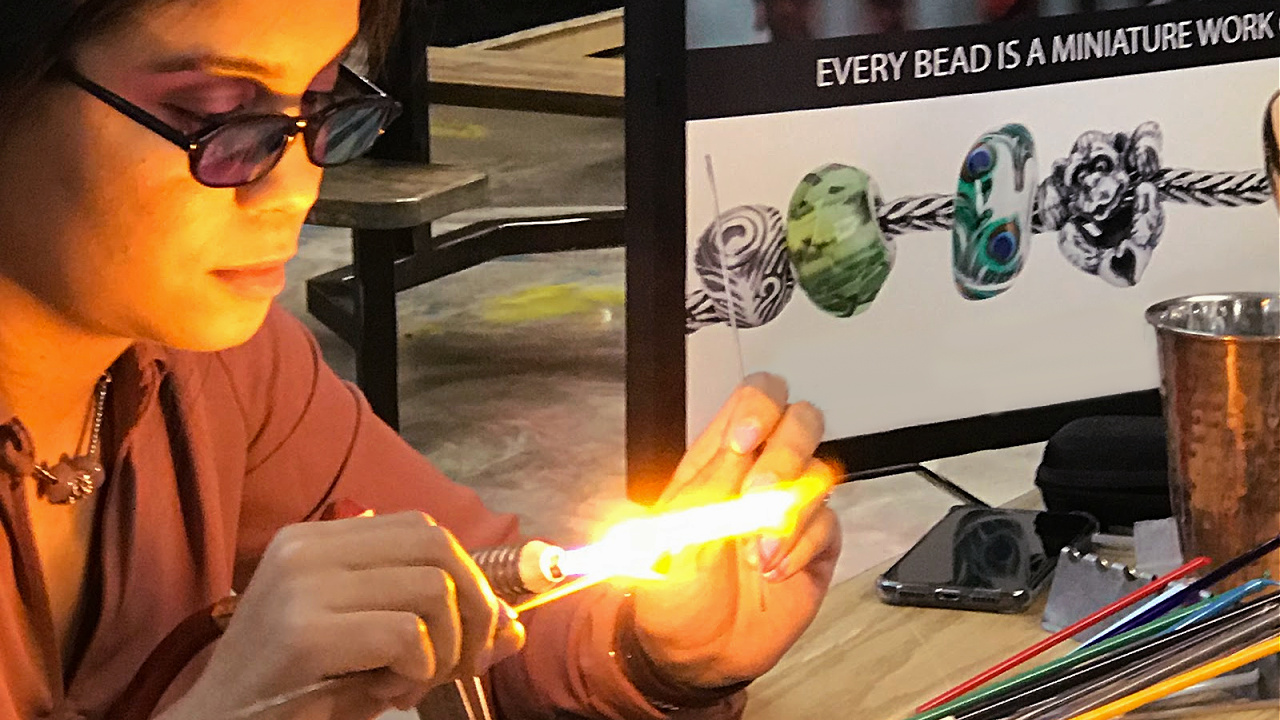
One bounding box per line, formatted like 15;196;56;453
686;2;1274;438
624;0;1279;497
687;60;1278;437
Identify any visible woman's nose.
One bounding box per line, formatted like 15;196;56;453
234;134;323;217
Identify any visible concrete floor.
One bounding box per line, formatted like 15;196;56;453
282;103;1049;577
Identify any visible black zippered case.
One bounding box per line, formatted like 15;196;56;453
1034;416;1173;531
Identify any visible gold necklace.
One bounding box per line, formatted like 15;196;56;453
31;373;111;505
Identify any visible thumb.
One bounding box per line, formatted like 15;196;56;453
363;669;427;711
491;611;526;667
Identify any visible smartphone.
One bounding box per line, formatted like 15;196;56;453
876;506;1098;614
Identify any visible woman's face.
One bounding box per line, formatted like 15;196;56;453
0;0;359;351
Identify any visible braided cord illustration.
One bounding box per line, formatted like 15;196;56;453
875;169;1271;238
687;121;1274;334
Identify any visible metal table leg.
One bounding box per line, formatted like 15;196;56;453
352;228;403;429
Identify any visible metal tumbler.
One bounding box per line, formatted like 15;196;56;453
1146;293;1280;585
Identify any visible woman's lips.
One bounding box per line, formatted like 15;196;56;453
211;262;288;299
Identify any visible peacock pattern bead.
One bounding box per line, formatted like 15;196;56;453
952;123;1038;300
691;205;794;328
786;164;894;318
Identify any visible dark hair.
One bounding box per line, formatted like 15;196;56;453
1265;91;1279;199
0;0;402;129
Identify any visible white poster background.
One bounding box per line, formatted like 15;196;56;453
686;59;1280;443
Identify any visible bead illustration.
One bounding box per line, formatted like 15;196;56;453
785;163;894;318
683;121;1271;334
1038;122;1166;287
952;123;1038;300
691;204;794;328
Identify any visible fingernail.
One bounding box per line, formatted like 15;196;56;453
746;472;782;569
743;471;778;493
729;420;763;454
758;537;782;571
764;566;787;583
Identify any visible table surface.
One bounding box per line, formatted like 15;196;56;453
426;10;624;118
308;159;489;230
744;556;1277;720
428;47;623;119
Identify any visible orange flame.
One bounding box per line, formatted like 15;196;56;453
557;472;830;582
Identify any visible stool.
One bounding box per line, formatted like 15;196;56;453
305;159;488;429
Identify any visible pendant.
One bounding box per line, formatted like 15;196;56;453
35;454;103;505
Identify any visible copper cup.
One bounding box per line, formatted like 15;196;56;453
1147;294;1280;585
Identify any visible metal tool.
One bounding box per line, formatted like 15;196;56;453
704;152;769;614
225;541;570;719
704;153;746;381
1042;547;1158;642
470;540;568;602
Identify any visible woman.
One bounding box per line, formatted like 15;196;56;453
0;1;841;718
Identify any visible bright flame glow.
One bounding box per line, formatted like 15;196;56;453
556;474;829;581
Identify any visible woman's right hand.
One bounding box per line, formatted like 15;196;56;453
166;511;526;719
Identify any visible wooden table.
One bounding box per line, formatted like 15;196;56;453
744;561;1277;720
308;160;488;231
428;10;624;118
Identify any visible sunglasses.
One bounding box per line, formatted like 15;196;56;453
59;62;403;188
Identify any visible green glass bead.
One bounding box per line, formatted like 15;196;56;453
785;163;894;318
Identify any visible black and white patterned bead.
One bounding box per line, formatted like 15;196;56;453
687;205;793;333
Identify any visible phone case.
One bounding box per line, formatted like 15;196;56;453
876;507;1096;614
876;572;1045;614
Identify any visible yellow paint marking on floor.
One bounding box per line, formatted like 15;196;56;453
400;321;445;338
430;121;490;140
482;283;624;324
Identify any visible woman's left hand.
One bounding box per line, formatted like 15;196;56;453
630;372;841;688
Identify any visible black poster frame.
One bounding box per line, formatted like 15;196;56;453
625;0;695;505
618;2;1280;504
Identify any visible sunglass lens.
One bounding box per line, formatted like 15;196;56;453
310;102;394;165
194;117;293;187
